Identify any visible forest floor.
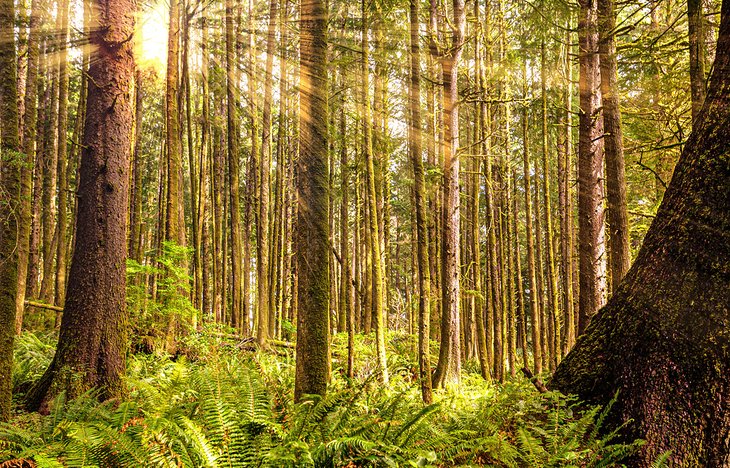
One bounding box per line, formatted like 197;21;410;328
2;329;647;467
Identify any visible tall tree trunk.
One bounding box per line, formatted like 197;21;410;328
54;0;71;308
40;50;59;305
226;0;243;332
598;0;630;293
577;0;606;334
522;71;542;375
258;0;278;344
294;0;330;401
361;0;388;384
558;22;576;354
165;0;183;246
15;0;42;333
433;0;465;388
0;0;21;420
27;0;135;412
541;41;561;368
409;0;433;403
552;5;730;464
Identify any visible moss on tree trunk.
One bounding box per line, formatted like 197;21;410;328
551;3;730;465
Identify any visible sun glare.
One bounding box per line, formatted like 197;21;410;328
136;1;169;73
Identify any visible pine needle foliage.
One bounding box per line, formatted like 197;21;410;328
3;332;645;467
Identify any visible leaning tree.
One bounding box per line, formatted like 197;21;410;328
26;0;135;411
551;1;730;465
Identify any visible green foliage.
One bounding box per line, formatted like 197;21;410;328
3;331;646;467
126;241;196;353
12;332;56;395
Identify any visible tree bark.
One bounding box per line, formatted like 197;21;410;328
522;70;542;375
14;0;42;334
361;0;388;384
295;0;330;401
27;0;135;412
433;0;464;388
409;0;433;403
598;0;630;293
0;0;21;420
577;0;606;334
257;0;278;345
551;3;730;465
54;0;71;309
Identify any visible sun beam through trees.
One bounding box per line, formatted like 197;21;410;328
1;0;729;465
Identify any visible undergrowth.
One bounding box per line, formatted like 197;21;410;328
1;331;645;467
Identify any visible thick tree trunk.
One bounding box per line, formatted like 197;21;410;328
0;0;21;421
27;0;134;412
294;0;330;401
552;3;730;465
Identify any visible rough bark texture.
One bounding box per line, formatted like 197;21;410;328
598;0;630;292
26;0;135;412
577;0;606;334
294;0;330;401
432;0;464;388
0;0;21;421
552;3;730;465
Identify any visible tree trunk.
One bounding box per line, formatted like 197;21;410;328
54;0;71;308
0;0;21;420
541;41;561;368
294;0;330;401
551;3;730;466
522;72;542;375
258;0;278;345
226;0;243;332
165;0;183;247
27;0;134;412
409;0;433;403
577;0;606;334
598;0;630;293
15;0;42;334
558;21;576;354
361;0;388;384
433;0;464;388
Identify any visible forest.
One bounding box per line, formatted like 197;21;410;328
0;0;729;464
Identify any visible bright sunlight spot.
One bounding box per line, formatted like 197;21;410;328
136;0;169;73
